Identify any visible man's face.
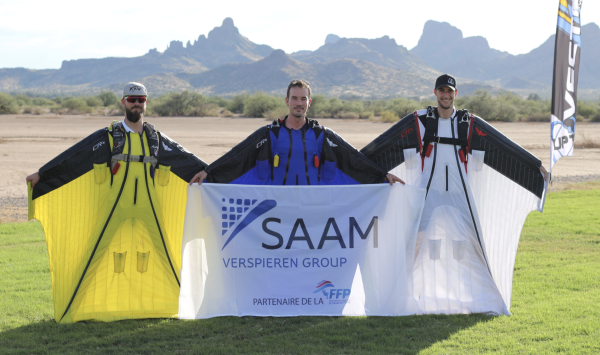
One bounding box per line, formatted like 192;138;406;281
285;87;311;119
434;86;457;110
122;96;147;123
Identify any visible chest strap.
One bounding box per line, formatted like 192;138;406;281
112;154;158;164
421;107;471;162
109;120;160;171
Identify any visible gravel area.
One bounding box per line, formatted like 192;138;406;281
0;196;28;223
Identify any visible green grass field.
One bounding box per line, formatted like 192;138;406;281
1;186;599;354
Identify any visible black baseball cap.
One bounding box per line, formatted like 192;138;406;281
435;74;457;90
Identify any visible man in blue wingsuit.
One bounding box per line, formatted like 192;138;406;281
190;80;403;186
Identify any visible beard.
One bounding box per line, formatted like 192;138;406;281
125;106;145;123
290;106;307;118
437;98;453;110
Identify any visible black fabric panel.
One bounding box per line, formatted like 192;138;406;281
33;129;110;200
469;116;544;198
360;113;419;172
205;126;269;184
157;133;207;183
324;129;387;184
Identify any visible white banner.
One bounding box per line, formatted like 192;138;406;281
179;184;426;319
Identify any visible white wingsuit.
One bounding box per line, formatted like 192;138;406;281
362;107;547;315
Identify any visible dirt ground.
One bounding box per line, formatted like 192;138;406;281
1;114;599;223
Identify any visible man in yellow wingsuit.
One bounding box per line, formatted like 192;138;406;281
26;82;207;323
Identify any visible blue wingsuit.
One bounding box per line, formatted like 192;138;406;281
205;117;387;185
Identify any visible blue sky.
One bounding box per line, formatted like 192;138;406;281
0;0;595;69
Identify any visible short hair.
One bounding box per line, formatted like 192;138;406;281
287;80;311;99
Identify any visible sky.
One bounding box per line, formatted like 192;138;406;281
0;0;596;70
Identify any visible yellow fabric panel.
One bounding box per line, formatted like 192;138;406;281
33;167;111;322
33;129;183;323
154;173;189;274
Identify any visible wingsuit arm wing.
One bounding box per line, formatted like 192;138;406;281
469;116;545;199
322;128;387;184
205;126;270;184
157;133;208;183
33;128;111;200
359;113;420;172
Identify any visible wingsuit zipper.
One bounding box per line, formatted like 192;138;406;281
450;117;492;274
282;128;293;185
60;130;132;322
445;165;449;191
301;128;310;185
139;131;180;286
134;178;138;204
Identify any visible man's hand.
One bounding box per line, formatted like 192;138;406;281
540;165;549;182
385;173;405;186
26;172;40;189
189;170;208;185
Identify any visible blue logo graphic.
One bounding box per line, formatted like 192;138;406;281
221;197;277;250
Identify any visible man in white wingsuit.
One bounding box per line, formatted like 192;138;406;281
362;74;549;315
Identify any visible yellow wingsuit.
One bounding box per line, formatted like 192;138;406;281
28;121;207;323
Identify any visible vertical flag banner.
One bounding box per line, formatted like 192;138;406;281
550;0;582;171
179;184;426;319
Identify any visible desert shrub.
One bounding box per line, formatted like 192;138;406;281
31;97;55;106
336;111;359;119
208;96;228;108
108;105;124;116
151;91;203;116
576;101;599;120
341;101;364;115
220;109;234;117
591;112;600;122
61;98;91;113
22;106;45;115
495;104;519;122
359;110;374;119
97;91;120;107
306;94;327;117
51;97;64;105
576;133;600;148
381;110;399;122
187;103;219;117
385;98;419;118
14;95;33;106
263;107;289;120
50;107;68;115
243;92;285;118
462;90;498;119
86;97;104;108
226;93;249;113
0;93;19;114
523;112;548;122
363;100;388;116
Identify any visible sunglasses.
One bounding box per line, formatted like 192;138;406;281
125;96;147;104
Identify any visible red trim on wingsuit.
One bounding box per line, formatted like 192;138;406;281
465;114;474;172
414;111;424;171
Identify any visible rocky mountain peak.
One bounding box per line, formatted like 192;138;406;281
207;17;241;42
415;20;463;49
325;34;341;45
